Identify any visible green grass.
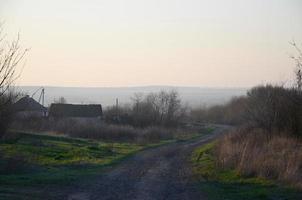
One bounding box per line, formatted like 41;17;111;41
0;128;208;187
191;142;302;200
0;132;144;186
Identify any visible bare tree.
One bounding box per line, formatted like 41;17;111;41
290;41;302;90
131;93;143;113
129;90;184;127
0;24;27;136
289;41;302;136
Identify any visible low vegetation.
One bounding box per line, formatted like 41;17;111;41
192;142;302;200
216;127;302;190
11;118;195;144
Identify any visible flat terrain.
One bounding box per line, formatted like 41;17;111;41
44;126;227;200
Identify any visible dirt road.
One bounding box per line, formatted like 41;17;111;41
57;126;229;200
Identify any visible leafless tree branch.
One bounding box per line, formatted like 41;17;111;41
0;26;28;97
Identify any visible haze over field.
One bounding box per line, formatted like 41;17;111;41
1;0;302;88
16;86;247;107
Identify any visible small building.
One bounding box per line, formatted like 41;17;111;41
13;95;47;118
48;103;102;119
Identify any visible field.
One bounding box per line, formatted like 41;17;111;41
191;142;302;200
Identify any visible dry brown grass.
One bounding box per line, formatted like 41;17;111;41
215;126;302;189
10;117;177;144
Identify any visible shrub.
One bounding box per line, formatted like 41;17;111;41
246;85;302;135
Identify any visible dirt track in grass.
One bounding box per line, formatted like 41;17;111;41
47;126;230;200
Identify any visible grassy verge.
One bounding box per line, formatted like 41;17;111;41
191;142;302;200
0;132;146;187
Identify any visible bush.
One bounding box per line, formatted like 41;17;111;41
246;85;302;135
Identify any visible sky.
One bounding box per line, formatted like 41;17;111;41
0;0;302;87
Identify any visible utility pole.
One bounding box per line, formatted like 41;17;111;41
33;87;45;108
41;88;45;107
33;87;46;117
38;88;45;107
116;98;119;120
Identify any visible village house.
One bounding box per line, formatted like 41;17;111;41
48;103;102;120
13;95;48;118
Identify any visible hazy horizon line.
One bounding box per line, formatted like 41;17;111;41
15;84;250;90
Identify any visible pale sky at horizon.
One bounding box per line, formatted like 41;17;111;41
1;0;302;87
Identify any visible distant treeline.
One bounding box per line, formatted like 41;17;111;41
191;85;302;137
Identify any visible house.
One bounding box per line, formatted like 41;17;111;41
48;103;102;119
13;95;47;118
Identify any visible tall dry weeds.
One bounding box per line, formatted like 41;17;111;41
11;117;178;144
215;127;302;189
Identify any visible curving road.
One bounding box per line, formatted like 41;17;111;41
56;126;229;200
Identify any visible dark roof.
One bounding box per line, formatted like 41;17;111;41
13;95;47;112
49;103;102;118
